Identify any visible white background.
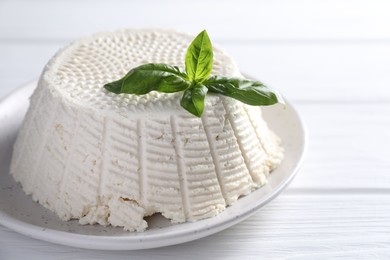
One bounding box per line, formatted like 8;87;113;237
1;0;390;259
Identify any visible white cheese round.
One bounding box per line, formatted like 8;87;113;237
10;29;283;232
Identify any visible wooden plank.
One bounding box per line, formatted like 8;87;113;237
1;193;389;258
1;42;390;101
1;0;389;258
290;102;390;190
1;0;390;41
223;43;390;102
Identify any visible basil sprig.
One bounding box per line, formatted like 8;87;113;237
104;30;284;117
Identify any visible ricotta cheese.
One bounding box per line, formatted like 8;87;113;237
10;29;283;231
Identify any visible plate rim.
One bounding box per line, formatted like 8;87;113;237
0;80;307;250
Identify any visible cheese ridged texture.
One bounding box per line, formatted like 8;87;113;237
10;29;283;232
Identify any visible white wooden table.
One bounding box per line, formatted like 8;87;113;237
1;0;389;259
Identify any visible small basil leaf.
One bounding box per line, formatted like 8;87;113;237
185;30;213;83
204;76;284;106
104;79;124;94
180;84;208;117
104;63;190;94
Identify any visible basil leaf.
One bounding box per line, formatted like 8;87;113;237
104;63;190;94
104;30;284;117
180;84;208;117
185;30;213;83
204;76;284;106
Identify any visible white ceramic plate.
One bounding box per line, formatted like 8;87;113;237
0;81;306;250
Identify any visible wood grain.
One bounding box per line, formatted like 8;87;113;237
291;103;390;190
1;0;389;258
1;0;390;41
1;194;389;259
